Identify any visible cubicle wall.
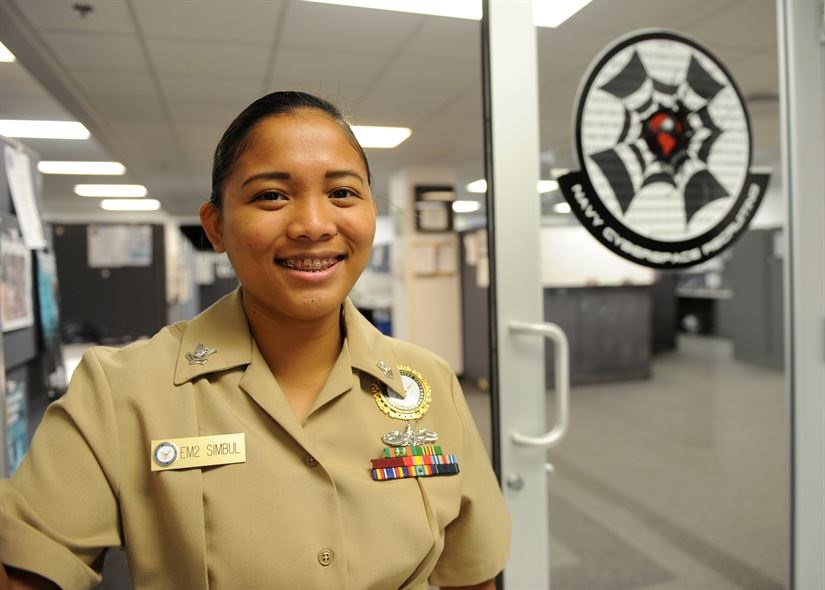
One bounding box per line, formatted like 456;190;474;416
0;136;64;477
52;224;167;343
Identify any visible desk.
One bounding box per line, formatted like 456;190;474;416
544;286;652;385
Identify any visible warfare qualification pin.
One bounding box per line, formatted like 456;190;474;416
372;365;431;421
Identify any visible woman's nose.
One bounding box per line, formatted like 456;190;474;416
286;196;337;241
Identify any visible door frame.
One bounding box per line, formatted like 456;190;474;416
482;2;551;588
483;1;823;588
778;1;825;588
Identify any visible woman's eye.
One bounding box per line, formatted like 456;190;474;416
255;191;286;202
330;188;356;199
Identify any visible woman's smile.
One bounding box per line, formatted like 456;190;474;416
276;253;346;283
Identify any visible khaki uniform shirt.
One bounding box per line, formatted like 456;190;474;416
0;290;510;589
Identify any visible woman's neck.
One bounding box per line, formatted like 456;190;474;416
243;299;343;421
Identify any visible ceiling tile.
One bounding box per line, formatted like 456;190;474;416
280;1;423;52
724;46;780;100
145;38;270;77
358;55;479;123
166;101;244;129
71;68;157;100
41;31;146;70
11;0;134;35
133;0;284;44
682;0;776;53
553;0;743;39
403;16;481;60
92;97;166;123
159;74;261;103
0;64;77;120
269;47;387;104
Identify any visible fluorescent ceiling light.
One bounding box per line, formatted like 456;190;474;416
0;120;90;140
351;125;411;149
302;0;481;20
0;42;15;63
38;161;126;175
466;178;558;194
466;179;487;194
533;0;592;28
74;184;147;197
301;0;590;26
553;202;572;214
453;200;481;213
537;180;559;193
101;199;160;211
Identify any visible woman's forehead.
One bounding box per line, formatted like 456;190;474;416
241;112;366;168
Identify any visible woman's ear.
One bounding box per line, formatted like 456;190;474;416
199;202;226;253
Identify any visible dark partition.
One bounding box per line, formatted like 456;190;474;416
53;224;167;343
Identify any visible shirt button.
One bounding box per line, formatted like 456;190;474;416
317;547;334;566
304;454;319;468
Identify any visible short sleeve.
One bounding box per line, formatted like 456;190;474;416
0;349;122;589
428;372;511;587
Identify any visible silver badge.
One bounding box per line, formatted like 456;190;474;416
186;343;217;365
382;421;439;447
376;359;393;378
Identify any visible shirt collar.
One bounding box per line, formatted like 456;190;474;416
175;289;405;396
174;287;252;385
341;298;406;396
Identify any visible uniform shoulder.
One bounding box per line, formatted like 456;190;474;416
80;321;186;369
381;334;454;376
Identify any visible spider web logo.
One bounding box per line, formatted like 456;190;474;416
589;50;729;225
559;31;769;269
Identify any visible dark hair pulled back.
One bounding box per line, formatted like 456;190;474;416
209;91;371;207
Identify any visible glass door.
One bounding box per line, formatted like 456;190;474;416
483;1;801;588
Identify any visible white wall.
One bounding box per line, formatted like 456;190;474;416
389;167;463;373
540;226;655;287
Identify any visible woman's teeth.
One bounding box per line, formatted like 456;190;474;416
281;257;339;272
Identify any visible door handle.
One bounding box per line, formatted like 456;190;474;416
508;320;570;448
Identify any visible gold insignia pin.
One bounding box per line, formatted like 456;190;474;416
372;365;431;421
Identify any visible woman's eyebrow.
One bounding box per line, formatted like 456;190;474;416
242;171;290;187
325;169;365;183
241;169;364;187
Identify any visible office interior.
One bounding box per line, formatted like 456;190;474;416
0;0;820;588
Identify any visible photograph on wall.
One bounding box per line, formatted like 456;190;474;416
0;232;34;332
5;376;28;477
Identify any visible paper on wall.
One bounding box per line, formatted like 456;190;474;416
3;145;47;249
413;243;438;275
87;225;152;268
437;242;457;275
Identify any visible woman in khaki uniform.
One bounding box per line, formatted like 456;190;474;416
0;92;510;590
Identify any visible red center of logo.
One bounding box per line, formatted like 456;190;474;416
645;110;685;159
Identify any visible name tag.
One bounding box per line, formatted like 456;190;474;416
150;433;246;472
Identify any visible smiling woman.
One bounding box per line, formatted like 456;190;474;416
0;91;510;590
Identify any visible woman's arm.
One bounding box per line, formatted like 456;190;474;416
442;579;496;590
0;564;58;590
